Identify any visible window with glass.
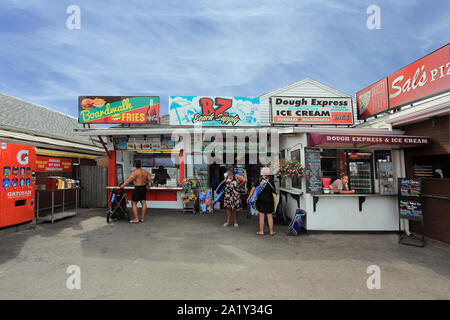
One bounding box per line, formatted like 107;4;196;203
279;149;286;188
290;149;301;189
117;150;180;187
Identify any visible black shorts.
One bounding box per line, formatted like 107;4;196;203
132;185;147;202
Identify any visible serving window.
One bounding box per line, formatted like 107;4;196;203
116;150;180;187
314;148;397;194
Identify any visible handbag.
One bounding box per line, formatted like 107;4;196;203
250;185;260;214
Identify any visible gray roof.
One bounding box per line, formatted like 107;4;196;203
0;93;95;145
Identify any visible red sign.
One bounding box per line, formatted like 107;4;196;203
78;96;160;124
36;157;72;172
307;133;430;147
357;77;389;119
388;44;450;109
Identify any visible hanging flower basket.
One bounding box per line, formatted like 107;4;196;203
270;159;304;178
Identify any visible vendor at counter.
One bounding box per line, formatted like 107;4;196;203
153;165;170;186
330;175;355;194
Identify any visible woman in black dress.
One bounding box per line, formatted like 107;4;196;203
247;167;276;235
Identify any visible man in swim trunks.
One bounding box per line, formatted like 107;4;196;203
118;161;152;223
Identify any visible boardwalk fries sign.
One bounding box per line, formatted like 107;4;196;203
271;97;353;125
78;96;160;124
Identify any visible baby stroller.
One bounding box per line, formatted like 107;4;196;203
106;189;129;223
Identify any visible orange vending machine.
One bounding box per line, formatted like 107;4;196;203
0;142;37;227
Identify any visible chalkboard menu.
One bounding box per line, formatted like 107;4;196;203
305;148;322;194
398;178;423;221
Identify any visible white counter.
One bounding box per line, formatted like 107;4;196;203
280;190;400;231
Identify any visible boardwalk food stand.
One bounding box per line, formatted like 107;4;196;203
278;128;430;231
77;96;184;209
74;77;437;233
272;95;431;231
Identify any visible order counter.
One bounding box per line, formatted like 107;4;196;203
106;186;184;209
281;189;400;231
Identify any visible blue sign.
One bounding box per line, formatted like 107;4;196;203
169;96;260;126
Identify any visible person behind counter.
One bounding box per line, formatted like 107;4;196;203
117;161;152;223
153;165;170;186
223;166;246;228
330;174;355;194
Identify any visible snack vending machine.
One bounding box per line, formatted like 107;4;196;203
0;143;37;227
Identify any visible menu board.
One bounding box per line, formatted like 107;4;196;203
305;148;322;194
398;178;423;221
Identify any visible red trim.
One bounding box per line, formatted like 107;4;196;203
107;150;116;206
98;136;112;157
123;189;178;201
179;150;184;182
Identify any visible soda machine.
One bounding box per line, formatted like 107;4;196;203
0;142;37;227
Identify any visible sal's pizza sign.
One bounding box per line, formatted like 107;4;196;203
357;44;450;119
169;96;260;126
78;96;160;124
36;157;72;172
388;44;450;109
271;96;353;125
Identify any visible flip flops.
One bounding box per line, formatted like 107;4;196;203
129;220;139;223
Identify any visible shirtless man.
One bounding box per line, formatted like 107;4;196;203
118;161;152;223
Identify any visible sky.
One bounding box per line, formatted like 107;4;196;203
0;0;449;119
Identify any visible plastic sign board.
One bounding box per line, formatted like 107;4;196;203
357;44;450;119
169;96;260;126
78;96;160;124
388;44;450;109
357;77;389;119
113;136;175;151
36;156;72;172
271;96;353;125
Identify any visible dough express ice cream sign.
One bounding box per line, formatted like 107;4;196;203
357;43;450;119
78;96;160;124
169;96;260;126
271;97;353;125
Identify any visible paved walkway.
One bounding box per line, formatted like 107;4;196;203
0;208;449;299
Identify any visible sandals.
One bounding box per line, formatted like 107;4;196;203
256;231;264;235
129;220;139;224
139;219;145;223
234;224;239;228
223;222;230;227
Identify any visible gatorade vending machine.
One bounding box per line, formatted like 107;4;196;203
0;142;37;227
